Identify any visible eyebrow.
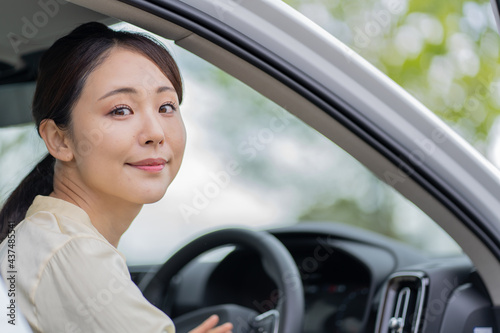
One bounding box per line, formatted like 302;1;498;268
98;86;175;100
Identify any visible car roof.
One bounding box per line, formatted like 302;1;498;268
0;1;115;127
0;1;112;71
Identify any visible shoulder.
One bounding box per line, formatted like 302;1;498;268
0;207;119;288
3;196;120;279
23;195;105;242
0;206;116;289
34;236;131;313
0;219;129;333
3;195;109;254
40;235;128;280
33;237;174;333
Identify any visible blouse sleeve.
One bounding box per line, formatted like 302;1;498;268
32;237;175;333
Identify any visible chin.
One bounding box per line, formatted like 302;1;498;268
136;187;169;204
142;197;164;204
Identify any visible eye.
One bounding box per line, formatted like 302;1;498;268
159;103;176;114
109;105;133;116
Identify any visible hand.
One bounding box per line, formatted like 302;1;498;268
188;314;233;333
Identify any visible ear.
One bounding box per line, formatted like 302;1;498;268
39;119;74;162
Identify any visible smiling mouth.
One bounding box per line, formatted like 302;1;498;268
127;158;167;172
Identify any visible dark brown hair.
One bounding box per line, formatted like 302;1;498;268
0;22;183;241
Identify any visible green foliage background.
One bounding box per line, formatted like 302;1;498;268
285;0;500;145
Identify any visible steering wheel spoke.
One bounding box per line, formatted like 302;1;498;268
252;309;280;333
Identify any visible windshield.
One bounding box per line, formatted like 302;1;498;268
0;7;474;265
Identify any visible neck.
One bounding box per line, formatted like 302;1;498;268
51;167;142;247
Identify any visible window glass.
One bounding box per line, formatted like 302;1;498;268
114;25;461;264
284;0;500;169
0;22;462;266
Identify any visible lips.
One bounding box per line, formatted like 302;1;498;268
127;158;167;172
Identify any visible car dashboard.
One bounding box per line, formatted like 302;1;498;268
130;223;498;333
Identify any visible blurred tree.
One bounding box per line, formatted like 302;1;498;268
285;0;500;148
299;197;398;238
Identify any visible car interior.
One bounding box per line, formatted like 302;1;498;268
2;0;500;333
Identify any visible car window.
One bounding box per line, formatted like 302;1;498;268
285;0;500;170
0;22;462;266
115;23;462;264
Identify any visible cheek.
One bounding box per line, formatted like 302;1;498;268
166;117;187;156
69;116;121;158
174;117;187;152
175;131;187;158
72;128;127;171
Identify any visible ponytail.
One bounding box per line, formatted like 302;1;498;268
0;154;55;242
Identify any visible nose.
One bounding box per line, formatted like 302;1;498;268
139;113;165;146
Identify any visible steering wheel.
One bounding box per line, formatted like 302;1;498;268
141;228;304;333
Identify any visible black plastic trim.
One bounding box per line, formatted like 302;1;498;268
117;0;500;260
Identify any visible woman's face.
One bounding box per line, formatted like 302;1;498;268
65;47;186;205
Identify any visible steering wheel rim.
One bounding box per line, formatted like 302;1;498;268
141;228;304;333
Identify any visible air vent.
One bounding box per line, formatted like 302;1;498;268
375;272;429;333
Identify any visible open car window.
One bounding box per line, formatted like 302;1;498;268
0;21;462;265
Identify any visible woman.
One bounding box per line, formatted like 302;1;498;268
0;22;233;333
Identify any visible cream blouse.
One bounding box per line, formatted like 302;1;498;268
0;195;175;333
